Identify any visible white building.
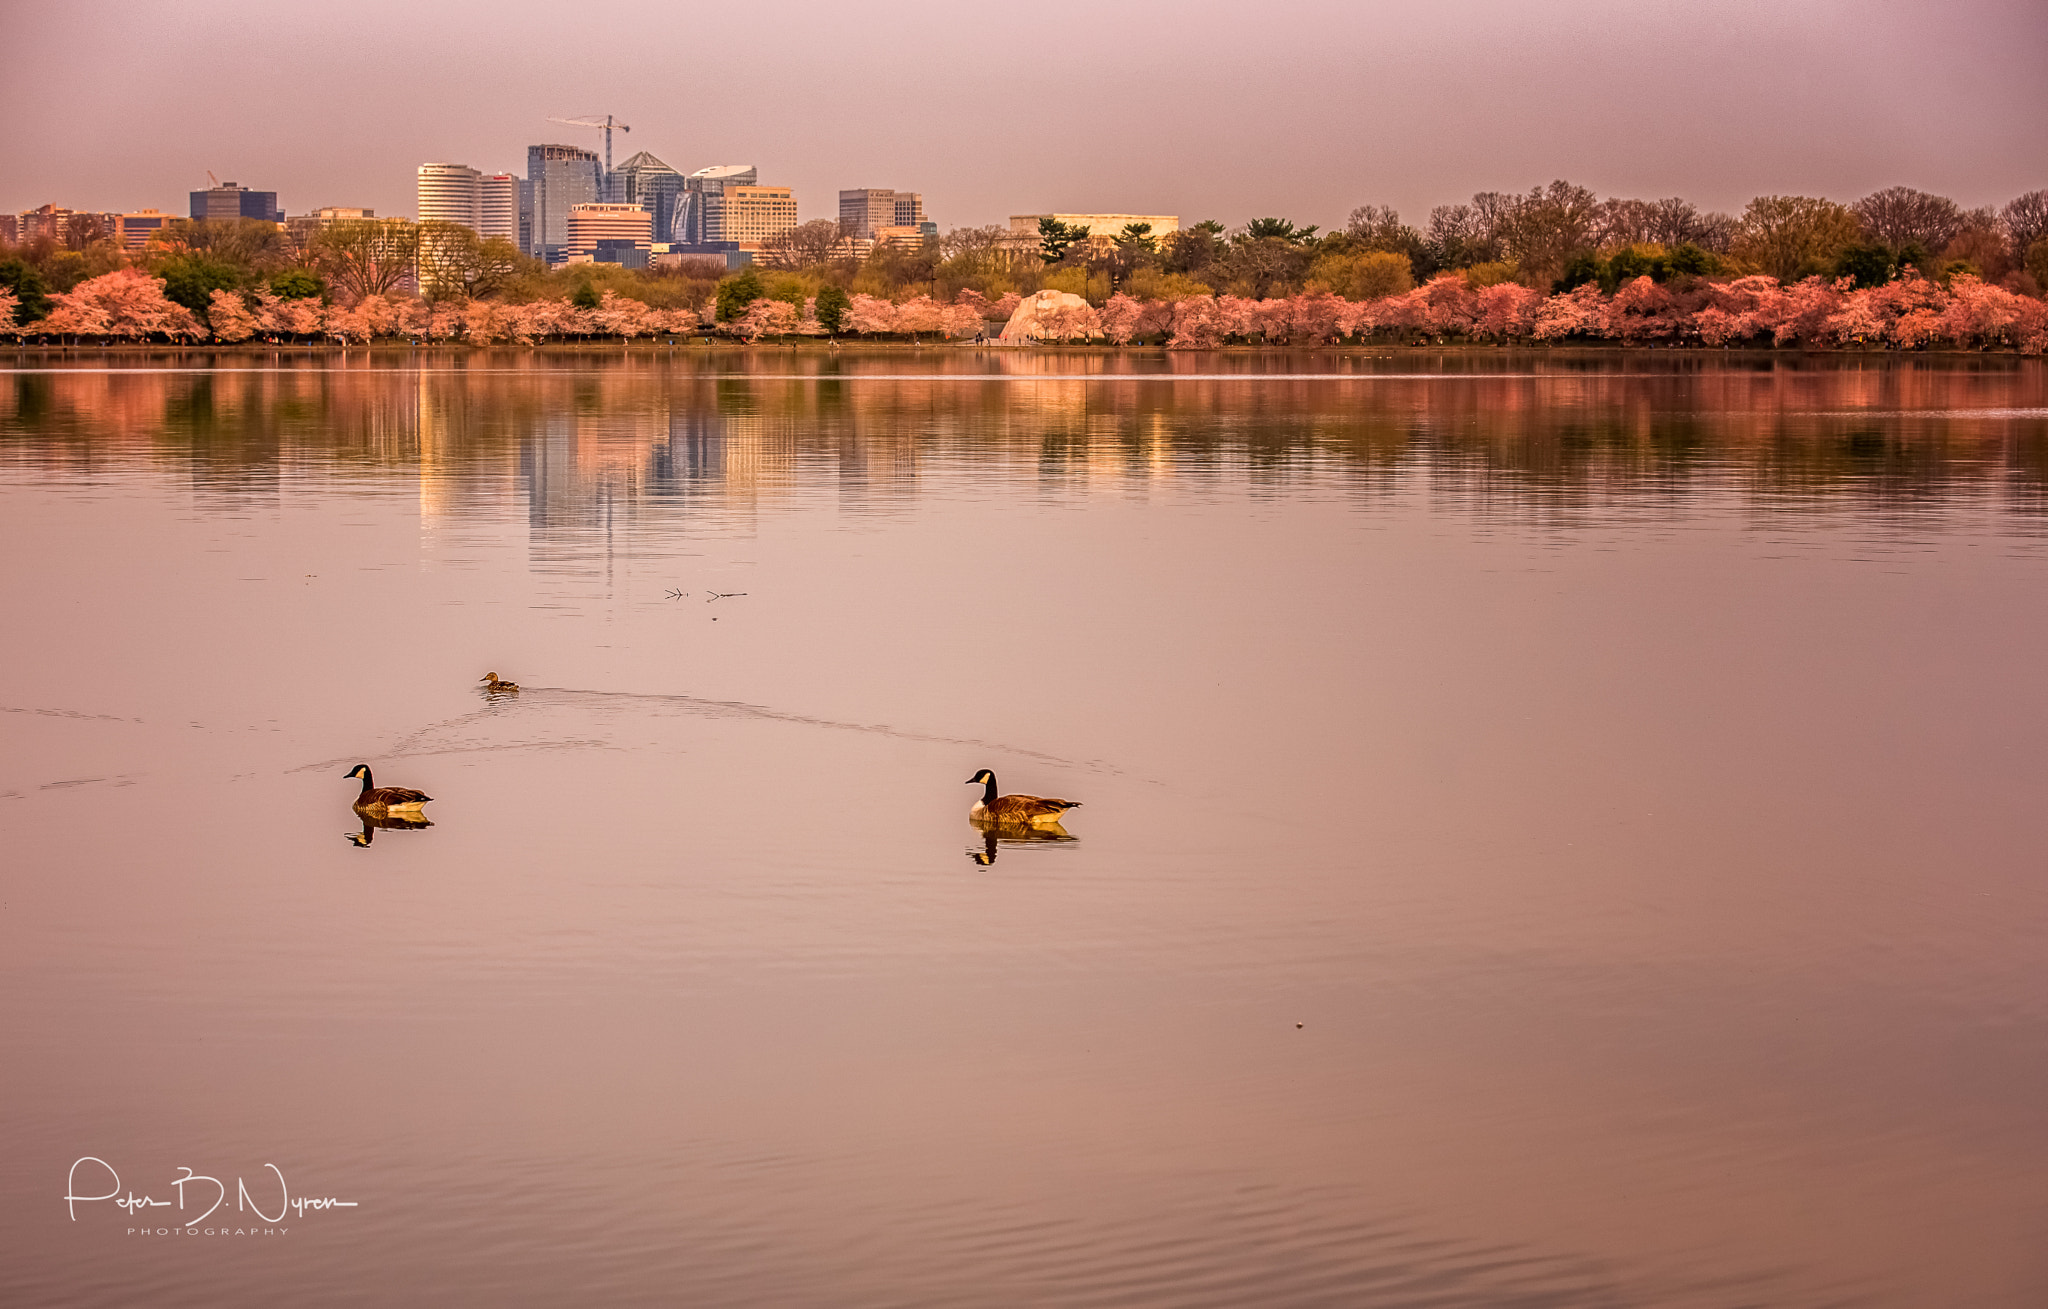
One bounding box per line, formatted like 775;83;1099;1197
417;163;484;231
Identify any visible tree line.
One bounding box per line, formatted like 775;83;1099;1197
2;182;2045;351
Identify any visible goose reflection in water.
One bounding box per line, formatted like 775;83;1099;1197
967;819;1076;866
347;811;434;848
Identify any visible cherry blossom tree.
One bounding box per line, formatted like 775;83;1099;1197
1604;275;1683;343
427;303;466;340
1288;291;1348;344
653;307;699;336
894;296;947;338
1471;283;1544;340
940;302;983;338
206;289;258;342
41;270;202;340
730;298;799;341
1167;296;1225;348
1099;293;1147;345
0;288;17;335
1940;276;2030;349
594;292;652;339
1531;283;1608;340
463;300;507;345
845;295;899;336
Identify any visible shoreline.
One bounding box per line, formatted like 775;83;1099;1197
4;340;2042;361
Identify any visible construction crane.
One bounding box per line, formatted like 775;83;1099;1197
547;115;631;176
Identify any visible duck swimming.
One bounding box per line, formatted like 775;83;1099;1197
966;769;1080;828
479;672;519;692
344;764;432;815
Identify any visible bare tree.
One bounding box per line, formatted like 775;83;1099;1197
939;224;1030;279
1492;181;1600;284
310;219;421;301
149;218;292;272
759;219;848;271
416;222;527;300
1853;187;1963;251
1423;204;1498;270
1596;197;1719;249
2001;191;2048;263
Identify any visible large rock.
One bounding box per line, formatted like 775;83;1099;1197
998;290;1105;343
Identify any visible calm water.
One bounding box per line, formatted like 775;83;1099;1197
3;350;2046;1307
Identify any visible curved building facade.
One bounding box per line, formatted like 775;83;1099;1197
417;163;484;231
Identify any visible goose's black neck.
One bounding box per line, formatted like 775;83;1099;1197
980;775;999;806
357;767;375;796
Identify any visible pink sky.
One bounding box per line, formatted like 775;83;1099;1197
5;0;2044;230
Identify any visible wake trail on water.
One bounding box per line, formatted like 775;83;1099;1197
290;686;1121;778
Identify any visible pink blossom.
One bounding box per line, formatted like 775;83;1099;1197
1471;283;1544;340
1167;296;1225;349
595;291;652;339
1531;283;1607;340
730;298;799;341
207;289;258;342
894;295;947;337
845;294;899;335
40;270;202;340
1099;293;1147;345
1605;276;1683;343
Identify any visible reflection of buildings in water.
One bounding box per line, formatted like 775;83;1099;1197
9;362;2048;538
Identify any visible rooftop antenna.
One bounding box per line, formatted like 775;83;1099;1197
206;170;221;187
546;114;632;177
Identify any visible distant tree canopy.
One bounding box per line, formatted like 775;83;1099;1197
1732;195;1863;284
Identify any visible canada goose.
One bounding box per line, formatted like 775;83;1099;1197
344;764;432;814
479;672;519;692
966;769;1080;827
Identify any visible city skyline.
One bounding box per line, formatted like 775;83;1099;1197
4;0;2042;233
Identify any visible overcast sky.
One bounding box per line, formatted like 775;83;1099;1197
5;0;2044;231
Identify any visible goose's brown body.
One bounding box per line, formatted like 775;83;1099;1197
346;764;432;813
966;769;1079;828
480;671;519;692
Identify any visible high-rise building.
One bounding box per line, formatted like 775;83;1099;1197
839;188;927;239
565;203;654;266
190;183;282;223
527;144;601;263
676;165;757;245
418;163;484;231
707;186;798;249
480;174;521;246
609;152;684;242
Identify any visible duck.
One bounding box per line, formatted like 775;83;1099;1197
479;671;519;692
966;768;1080;828
344;764;432;814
